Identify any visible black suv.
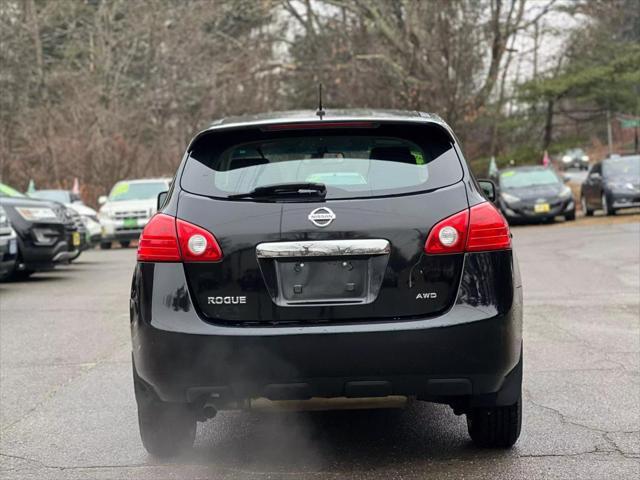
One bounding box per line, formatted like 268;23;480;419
130;110;523;456
0;183;79;278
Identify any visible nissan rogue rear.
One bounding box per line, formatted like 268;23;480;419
130;110;523;456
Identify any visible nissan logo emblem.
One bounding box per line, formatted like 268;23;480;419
308;207;336;227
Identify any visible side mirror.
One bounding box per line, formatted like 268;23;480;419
98;195;107;205
477;179;497;202
157;191;168;210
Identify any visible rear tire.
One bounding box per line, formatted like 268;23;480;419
0;258;17;281
120;240;131;248
581;196;594;216
564;210;576;221
134;370;196;457
602;193;615;216
467;395;522;448
100;242;112;250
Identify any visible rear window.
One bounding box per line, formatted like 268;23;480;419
181;123;463;200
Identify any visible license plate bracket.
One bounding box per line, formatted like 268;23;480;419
275;258;370;304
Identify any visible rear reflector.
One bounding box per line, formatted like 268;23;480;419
262;121;377;131
137;214;222;262
424;202;511;254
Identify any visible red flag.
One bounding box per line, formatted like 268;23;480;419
72;177;80;195
542;150;550;167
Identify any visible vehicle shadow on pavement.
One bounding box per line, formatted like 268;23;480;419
175;402;514;473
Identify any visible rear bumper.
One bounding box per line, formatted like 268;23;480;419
131;251;523;406
133;312;523;408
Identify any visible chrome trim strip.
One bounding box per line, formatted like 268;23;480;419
256;239;390;258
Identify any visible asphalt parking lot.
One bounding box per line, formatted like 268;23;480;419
1;215;639;479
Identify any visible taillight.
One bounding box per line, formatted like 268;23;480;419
137;214;181;262
137;214;223;262
424;202;511;254
466;202;511;252
424;209;469;254
176;218;223;262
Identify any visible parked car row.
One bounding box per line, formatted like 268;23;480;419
0;177;173;280
0;183;84;280
490;153;639;225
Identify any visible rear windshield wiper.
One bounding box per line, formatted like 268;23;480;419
227;182;327;201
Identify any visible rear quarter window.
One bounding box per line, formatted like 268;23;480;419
181;123;463;200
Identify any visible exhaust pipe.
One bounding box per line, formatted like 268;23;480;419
202;405;217;419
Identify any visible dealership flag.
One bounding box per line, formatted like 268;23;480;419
72;177;80;195
542;150;551;167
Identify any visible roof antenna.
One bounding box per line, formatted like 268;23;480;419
316;83;325;120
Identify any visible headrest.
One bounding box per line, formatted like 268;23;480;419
229;157;269;170
369;146;416;164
